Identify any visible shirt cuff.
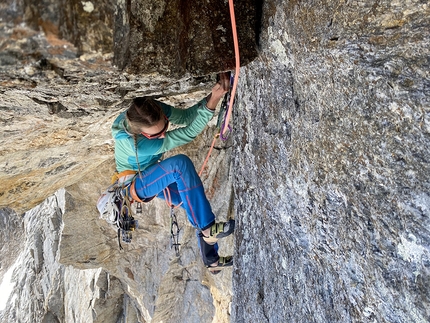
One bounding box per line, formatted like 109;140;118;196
201;97;215;113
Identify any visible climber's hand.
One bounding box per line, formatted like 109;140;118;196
206;72;230;110
218;72;231;92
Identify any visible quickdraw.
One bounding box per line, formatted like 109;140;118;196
163;187;182;257
169;206;181;257
198;73;236;177
220;0;240;138
217;72;236;141
199;0;240;175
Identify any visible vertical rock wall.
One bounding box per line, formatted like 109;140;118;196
232;0;429;322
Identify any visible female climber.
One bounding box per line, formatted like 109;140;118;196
111;72;234;273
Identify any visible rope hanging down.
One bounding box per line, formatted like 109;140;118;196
161;0;241;254
221;0;240;138
199;0;240;176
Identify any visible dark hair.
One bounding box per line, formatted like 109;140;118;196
126;97;163;134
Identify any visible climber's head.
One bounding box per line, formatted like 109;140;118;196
126;97;169;139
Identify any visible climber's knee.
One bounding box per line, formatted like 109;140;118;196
171;154;194;171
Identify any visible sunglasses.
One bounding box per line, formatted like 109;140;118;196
141;115;169;139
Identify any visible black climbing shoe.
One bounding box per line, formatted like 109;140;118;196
207;256;233;275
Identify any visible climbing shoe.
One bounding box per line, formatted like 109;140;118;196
207;219;235;242
207;256;233;275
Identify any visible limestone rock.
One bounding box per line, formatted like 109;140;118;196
0;190;127;323
232;0;430;322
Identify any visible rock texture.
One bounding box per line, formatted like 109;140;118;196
0;21;215;214
114;0;258;76
0;190;129;323
232;0;429;322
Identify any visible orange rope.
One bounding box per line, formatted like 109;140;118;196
199;0;240;177
199;134;219;176
163;187;183;209
221;0;240;137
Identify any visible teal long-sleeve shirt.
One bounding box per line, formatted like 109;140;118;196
112;98;214;173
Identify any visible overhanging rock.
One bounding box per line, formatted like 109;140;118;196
114;0;259;76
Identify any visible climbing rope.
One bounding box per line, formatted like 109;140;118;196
221;0;240;137
199;0;240;176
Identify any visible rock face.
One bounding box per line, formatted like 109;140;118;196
0;0;257;214
0;21;216;214
1;0;429;323
0;190;130;323
232;0;429;322
114;0;258;76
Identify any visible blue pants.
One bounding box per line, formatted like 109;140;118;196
132;154;219;266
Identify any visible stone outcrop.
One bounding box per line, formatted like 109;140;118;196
0;190;130;323
0;0;257;214
0;22;215;214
